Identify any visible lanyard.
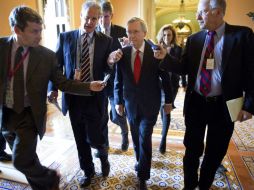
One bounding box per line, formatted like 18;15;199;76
8;48;29;79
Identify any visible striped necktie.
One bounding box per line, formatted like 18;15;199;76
199;31;216;96
80;34;90;82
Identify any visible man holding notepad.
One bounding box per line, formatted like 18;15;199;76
154;0;254;189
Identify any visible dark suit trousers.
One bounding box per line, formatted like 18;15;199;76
160;77;179;140
68;95;107;176
0;132;7;153
102;95;128;146
128;111;157;180
183;92;234;190
1;107;58;190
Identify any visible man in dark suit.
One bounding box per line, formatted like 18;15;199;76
97;1;129;151
48;1;115;187
0;6;105;190
154;0;254;189
113;17;173;189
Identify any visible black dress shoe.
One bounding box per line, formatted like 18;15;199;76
139;179;147;190
217;164;228;173
101;160;110;177
48;169;60;190
79;170;95;187
0;151;12;162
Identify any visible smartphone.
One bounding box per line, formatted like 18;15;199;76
147;39;160;50
103;74;111;83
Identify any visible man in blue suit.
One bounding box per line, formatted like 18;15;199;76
97;1;129;151
113;17;173;189
48;1;115;187
154;0;254;189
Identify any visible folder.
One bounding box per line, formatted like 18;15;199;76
226;97;243;122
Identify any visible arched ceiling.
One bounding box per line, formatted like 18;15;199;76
155;0;198;17
155;0;200;33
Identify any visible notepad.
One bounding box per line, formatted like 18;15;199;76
226;97;243;122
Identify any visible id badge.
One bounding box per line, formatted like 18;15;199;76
74;69;81;80
5;83;14;106
206;58;215;70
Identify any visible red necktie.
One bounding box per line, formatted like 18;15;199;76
134;50;141;84
199;31;216;96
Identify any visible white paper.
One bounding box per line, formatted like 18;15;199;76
226;97;243;122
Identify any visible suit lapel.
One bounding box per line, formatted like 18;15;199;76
140;42;152;83
93;32;99;74
70;30;79;71
124;47;134;82
221;23;234;73
192;32;206;82
26;47;40;83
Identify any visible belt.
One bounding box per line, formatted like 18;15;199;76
193;91;222;102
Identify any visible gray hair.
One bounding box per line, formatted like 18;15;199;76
209;0;226;15
81;1;102;17
9;5;43;32
127;17;147;33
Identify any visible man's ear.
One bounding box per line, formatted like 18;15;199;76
14;26;21;35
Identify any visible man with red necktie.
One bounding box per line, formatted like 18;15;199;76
113;17;173;189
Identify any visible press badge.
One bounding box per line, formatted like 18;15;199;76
74;69;81;80
206;58;215;70
5;83;14;106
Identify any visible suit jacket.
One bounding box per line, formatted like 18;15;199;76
160;23;254;115
168;44;182;88
48;30;113;115
97;23;127;96
0;37;91;138
114;41;173;119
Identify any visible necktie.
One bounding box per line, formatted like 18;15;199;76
134;50;141;84
80;34;90;82
199;31;216;96
13;46;24;113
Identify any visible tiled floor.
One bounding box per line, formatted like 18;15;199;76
45;88;254;189
1;88;254;189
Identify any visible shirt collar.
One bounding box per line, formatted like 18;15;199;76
206;22;225;39
100;23;111;32
132;40;145;54
79;28;94;38
12;35;29;52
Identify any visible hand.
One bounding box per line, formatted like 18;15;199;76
115;104;124;116
108;49;123;65
153;44;167;60
121;37;129;47
236;110;252;122
47;91;58;103
163;104;173;114
89;81;106;91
